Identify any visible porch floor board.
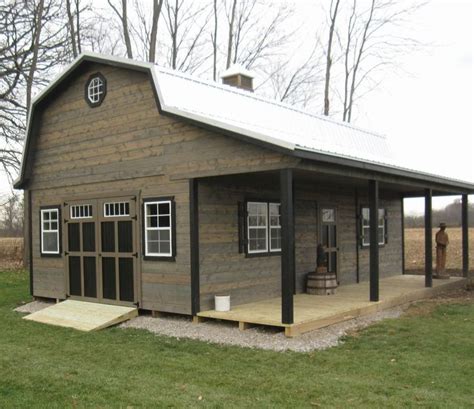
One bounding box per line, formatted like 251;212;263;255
197;275;467;337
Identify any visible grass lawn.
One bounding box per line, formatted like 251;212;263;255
1;270;473;408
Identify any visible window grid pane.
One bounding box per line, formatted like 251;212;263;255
145;201;173;257
104;201;130;217
361;208;386;246
41;209;59;254
247;202;268;253
70;204;93;219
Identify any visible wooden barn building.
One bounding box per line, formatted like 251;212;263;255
15;53;473;335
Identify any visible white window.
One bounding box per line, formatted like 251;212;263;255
41;208;60;254
104;202;130;217
361;208;386;247
247;202;268;254
269;203;281;252
144;200;173;257
70;204;93;219
87;76;104;104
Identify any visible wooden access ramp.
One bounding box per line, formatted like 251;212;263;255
23;300;138;332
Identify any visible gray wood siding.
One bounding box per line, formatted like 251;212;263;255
26;62;402;314
27;63;294;313
198;178;403;311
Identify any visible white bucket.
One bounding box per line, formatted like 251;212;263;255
215;295;230;312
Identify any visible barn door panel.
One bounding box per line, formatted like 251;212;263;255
65;200;99;300
98;196;138;306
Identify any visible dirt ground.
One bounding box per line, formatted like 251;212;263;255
404;227;474;276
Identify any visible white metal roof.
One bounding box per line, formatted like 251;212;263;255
14;52;474;191
153;66;395;167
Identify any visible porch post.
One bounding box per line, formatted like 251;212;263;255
369;179;379;302
189;178;200;315
424;188;433;287
462;194;469;277
280;169;294;324
401;196;406;274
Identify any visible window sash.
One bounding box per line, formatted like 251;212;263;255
247;202;268;253
104;201;130;217
144;200;173;257
361;208;386;247
246;201;281;254
41;209;60;254
269;203;281;252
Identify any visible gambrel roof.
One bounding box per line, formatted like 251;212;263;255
14;52;474;193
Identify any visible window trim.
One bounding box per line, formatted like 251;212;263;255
84;72;107;108
103;201;130;218
244;199;282;257
142;197;176;261
39;205;62;257
70;204;93;219
360;206;387;248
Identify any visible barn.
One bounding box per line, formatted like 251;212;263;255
15;52;473;335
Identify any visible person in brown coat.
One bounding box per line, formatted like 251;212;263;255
435;222;449;278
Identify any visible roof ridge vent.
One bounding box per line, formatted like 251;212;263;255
220;64;254;92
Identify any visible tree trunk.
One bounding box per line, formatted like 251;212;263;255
66;0;78;58
226;0;237;69
212;0;218;80
323;0;340;116
75;0;82;54
26;0;45;112
122;0;133;59
149;0;163;63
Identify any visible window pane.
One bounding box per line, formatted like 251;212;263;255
363;227;370;245
248;216;257;227
257;215;267;226
378;209;385;227
43;232;58;252
43;212;50;221
159;241;171;254
147;216;158;228
158;230;170;241
51;221;58;230
378;227;384;244
249;228;257;239
147;230;159;241
158;202;170;215
147;204;157;215
147;241;159;254
362;208;370;226
158;215;170;228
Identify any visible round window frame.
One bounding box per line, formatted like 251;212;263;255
84;72;107;107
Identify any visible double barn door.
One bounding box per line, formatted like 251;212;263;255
65;197;138;306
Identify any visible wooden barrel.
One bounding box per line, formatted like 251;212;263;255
306;272;337;295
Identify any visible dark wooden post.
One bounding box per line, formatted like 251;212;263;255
424;188;433;287
280;169;295;324
462;194;469;277
189;178;200;315
401;196;405;274
369;179;379;302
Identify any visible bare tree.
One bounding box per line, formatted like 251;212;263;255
66;0;78;57
149;0;164;63
339;0;424;122
323;0;341;116
26;0;45;112
225;0;237;69
163;0;211;73
0;192;23;237
211;0;218;80
108;0;134;58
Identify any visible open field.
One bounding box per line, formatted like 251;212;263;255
2;228;472;274
405;227;474;275
1;269;473;408
0;238;23;270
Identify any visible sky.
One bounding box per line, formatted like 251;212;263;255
1;0;472;215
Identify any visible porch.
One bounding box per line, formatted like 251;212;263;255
197;274;467;337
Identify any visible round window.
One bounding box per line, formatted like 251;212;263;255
85;73;106;107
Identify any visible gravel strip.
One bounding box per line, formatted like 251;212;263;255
14;300;53;314
120;307;405;352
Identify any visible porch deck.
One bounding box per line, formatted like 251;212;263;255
197;275;467;337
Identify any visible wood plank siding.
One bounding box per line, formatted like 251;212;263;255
198;178;402;311
27;63;296;313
